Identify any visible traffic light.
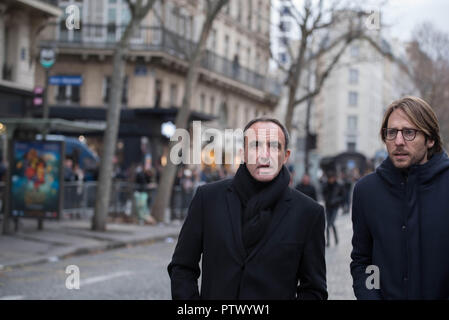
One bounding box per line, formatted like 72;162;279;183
33;86;44;107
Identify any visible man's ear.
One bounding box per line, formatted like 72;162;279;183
427;138;435;149
283;149;291;164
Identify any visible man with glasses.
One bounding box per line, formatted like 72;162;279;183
350;96;449;299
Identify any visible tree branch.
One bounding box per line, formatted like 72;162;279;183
293;37;351;106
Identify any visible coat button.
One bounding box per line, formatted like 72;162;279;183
402;225;406;231
403;277;408;281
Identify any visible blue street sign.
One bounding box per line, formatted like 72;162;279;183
49;75;83;86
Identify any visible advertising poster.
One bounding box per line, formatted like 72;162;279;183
10;140;63;219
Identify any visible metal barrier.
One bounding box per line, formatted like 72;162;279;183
0;181;193;222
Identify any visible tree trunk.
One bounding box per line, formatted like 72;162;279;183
151;0;228;222
92;21;136;231
304;97;312;174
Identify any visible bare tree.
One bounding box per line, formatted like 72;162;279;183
278;1;385;132
273;1;407;172
93;0;157;231
407;22;449;149
150;0;229;223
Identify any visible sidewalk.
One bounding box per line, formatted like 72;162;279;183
0;217;182;270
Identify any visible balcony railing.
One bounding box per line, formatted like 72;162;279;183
41;23;282;97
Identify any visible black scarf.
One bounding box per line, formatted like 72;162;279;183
232;163;290;256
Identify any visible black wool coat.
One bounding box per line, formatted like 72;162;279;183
351;152;449;299
168;178;327;300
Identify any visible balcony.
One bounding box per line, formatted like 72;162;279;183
40;23;282;97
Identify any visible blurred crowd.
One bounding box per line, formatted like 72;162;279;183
61;154;370;240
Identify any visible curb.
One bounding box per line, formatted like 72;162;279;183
0;232;180;271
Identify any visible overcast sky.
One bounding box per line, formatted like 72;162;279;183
382;0;449;40
271;0;449;41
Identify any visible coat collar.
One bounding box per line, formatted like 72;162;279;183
226;182;292;264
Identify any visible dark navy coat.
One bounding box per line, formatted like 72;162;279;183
351;152;449;299
168;178;327;300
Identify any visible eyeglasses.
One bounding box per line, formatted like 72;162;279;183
383;128;422;141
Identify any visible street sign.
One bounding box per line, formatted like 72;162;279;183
135;64;147;76
40;48;56;69
49;75;83;86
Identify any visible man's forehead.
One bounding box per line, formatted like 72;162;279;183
246;123;284;139
388;109;415;127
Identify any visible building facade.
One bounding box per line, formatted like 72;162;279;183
35;0;280;172
0;0;61;118
273;9;415;182
315;31;415;174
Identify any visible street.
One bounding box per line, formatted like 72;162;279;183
0;213;354;300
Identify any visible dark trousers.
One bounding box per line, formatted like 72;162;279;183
325;207;339;246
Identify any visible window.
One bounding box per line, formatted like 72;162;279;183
347;115;358;131
170;83;178;107
103;76;128;105
154;79;162;108
200;93;206;112
107;7;117;42
350;45;360;57
234;105;239;127
349;69;358;84
208;29;217;51
122;76;128;105
347;142;356;152
85;0;104;39
224;35;230;59
224;35;229;58
56;80;81;104
279;20;291;32
348;91;358;107
279;52;288;64
257;0;262;32
281;5;291;16
248;0;253;30
237;1;242;22
210;96;215;114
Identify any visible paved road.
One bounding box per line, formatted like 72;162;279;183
0;214;355;300
325;212;356;300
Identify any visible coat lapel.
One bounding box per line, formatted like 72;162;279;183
245;188;292;263
226;185;247;262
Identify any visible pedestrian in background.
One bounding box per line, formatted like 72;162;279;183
340;172;352;214
295;173;317;201
322;171;344;247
